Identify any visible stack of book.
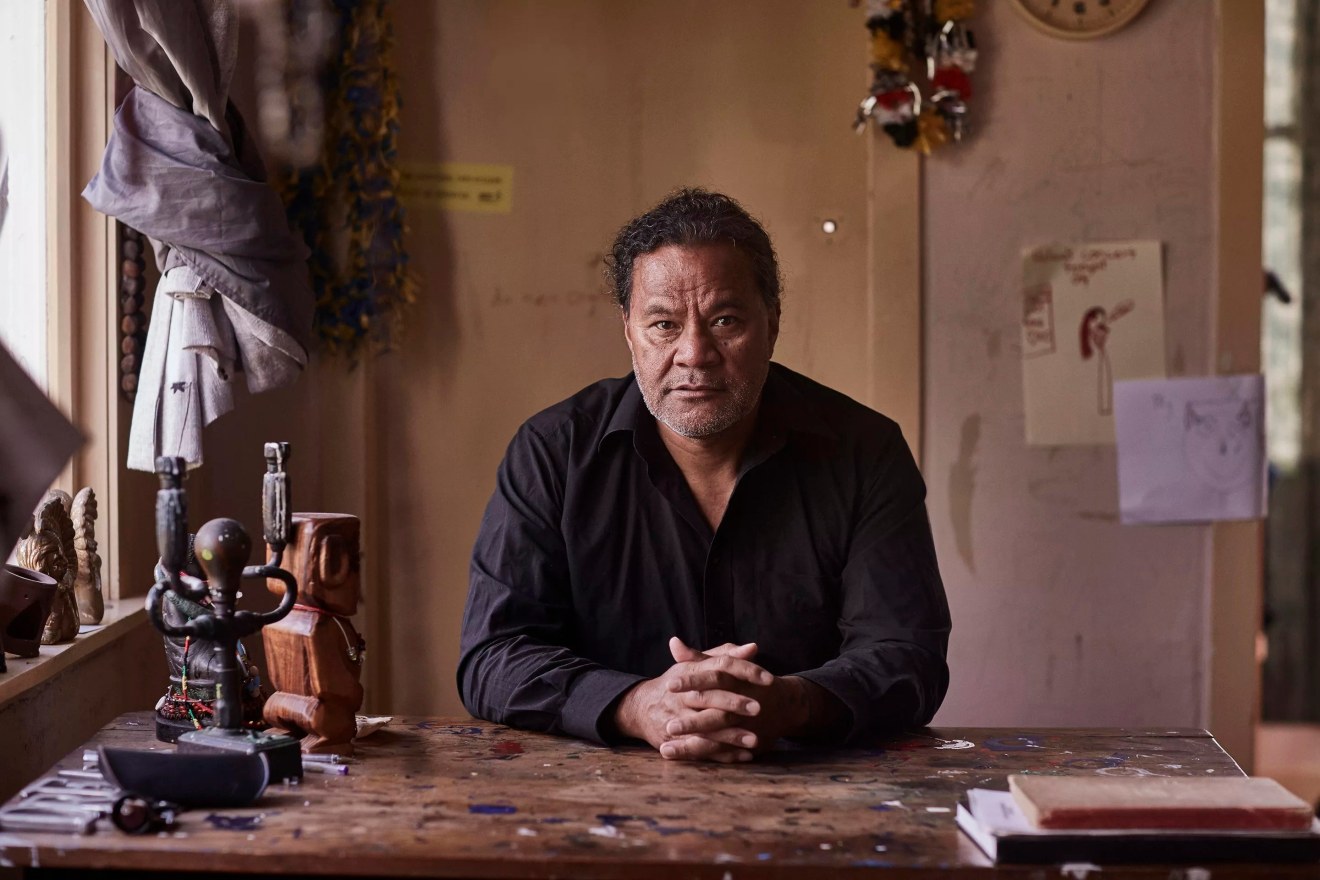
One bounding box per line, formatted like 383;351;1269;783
957;775;1320;864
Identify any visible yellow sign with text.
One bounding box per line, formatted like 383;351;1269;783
399;162;514;214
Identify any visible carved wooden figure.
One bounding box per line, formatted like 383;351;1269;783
71;487;104;625
262;514;365;755
15;493;79;644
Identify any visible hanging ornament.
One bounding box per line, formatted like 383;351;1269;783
276;0;416;359
853;0;977;153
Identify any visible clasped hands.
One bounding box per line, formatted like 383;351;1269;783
613;636;814;763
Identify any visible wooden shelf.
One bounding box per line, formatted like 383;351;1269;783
0;600;147;707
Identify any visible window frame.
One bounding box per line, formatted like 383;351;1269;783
44;0;154;604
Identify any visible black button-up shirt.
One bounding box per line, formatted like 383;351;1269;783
458;363;950;745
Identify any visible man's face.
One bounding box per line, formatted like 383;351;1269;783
622;243;779;440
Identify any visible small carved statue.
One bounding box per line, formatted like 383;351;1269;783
72;487;104;625
14;492;79;644
262;514;365;754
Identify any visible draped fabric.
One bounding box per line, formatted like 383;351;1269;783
82;0;314;471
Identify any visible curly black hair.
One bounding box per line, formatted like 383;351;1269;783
604;188;782;312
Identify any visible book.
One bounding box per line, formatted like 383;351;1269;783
957;789;1320;865
1009;774;1316;831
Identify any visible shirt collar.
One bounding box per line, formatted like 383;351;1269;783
599;362;837;454
756;363;837;440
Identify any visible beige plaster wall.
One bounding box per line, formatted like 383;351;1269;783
193;0;907;716
185;2;1251;744
924;2;1218;729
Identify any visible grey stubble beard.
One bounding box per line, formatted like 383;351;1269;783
631;355;767;439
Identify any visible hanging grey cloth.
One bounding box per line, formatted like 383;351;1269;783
81;0;313;471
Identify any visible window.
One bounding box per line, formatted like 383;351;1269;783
1;0;142;663
1261;0;1318;722
0;1;47;387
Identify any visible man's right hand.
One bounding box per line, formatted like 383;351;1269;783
613;637;770;763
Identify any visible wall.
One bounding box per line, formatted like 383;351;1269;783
925;2;1218;729
192;1;912;716
185;1;1253;746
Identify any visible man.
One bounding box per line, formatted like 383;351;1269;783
459;189;949;763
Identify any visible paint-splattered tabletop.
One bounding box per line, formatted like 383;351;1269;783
0;713;1309;878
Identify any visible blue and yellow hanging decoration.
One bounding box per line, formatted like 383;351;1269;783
278;0;415;358
853;0;977;154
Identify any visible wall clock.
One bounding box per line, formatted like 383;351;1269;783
1011;0;1152;40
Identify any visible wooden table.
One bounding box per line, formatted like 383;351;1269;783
1;713;1315;878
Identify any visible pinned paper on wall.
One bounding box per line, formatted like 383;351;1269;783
398;162;514;213
1113;375;1266;525
1021;241;1166;445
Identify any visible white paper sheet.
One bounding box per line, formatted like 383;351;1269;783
1114;375;1266;524
1021;241;1167;445
0;340;83;559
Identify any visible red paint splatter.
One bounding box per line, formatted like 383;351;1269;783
492;740;524;757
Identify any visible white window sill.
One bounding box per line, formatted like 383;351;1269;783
0;600;148;707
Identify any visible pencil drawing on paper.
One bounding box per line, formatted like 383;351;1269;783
1078;299;1135;416
1115;374;1266;525
1183;397;1257;493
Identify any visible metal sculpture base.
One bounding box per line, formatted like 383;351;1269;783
177;728;303;783
157;714;198;745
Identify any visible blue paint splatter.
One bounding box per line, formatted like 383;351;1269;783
539;817;570;824
206;813;262;831
983;735;1042;752
469;804;517;815
852;859;894;868
597;813;653;827
757;853;773;861
443;725;485;736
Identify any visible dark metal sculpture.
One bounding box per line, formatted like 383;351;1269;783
146;445;302;781
149;457;254;743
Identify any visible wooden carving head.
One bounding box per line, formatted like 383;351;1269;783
268;514;360;616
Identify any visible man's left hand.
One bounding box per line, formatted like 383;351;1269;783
659;638;819;759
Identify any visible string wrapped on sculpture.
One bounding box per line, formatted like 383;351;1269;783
81;0;314;471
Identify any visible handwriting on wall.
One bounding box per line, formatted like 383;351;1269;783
1029;245;1142;287
489;287;605;318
